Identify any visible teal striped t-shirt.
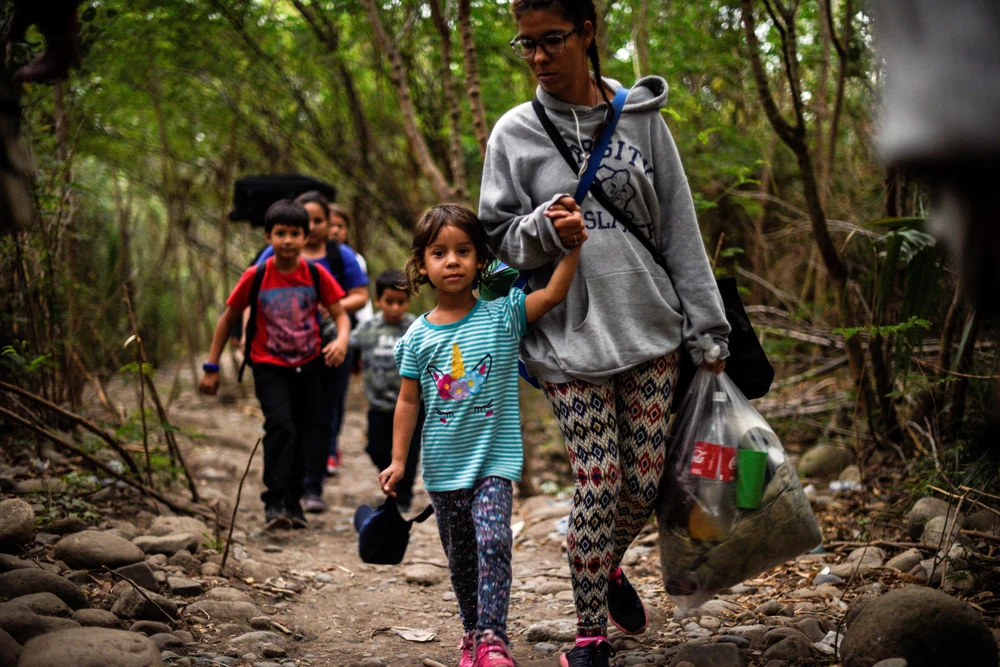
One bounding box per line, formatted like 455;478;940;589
394;289;528;492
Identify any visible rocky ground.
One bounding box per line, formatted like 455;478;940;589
1;370;999;667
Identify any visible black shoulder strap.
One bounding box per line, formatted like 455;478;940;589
408;504;435;524
307;260;321;298
239;261;268;383
325;240;346;285
530;98;673;281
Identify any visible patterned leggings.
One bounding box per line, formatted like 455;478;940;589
543;353;679;636
429;476;514;644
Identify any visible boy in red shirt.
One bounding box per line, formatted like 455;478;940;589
200;199;350;530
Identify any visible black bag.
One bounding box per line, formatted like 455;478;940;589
531;100;773;405
229;174;337;228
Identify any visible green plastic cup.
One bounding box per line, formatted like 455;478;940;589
735;449;769;509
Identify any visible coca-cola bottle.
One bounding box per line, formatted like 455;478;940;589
687;389;736;542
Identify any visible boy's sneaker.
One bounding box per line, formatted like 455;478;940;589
607;568;647;634
559;640;611;667
285;500;308;529
472;630;514;667
264;503;292;531
326;453;340;476
302;494;328;514
458;630;475;667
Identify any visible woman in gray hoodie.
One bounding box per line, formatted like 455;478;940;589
478;2;730;665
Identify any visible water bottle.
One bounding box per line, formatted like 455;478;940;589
687;388;736;542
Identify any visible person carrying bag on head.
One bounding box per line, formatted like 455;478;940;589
478;2;732;666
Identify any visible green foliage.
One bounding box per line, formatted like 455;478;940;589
832;316;932;342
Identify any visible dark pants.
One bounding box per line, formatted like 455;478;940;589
327;349;355;458
366;406;423;507
302;356;350;496
252;359;328;507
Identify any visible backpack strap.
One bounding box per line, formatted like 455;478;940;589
408;504;435;524
238;261;268;383
325;240;346;286
307;261;322;297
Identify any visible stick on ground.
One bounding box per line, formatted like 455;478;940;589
221;438;261;572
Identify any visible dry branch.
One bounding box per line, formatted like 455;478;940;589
221;438;261;571
0;380;141;476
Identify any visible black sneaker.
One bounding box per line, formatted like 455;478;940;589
285;499;308;529
264;503;292;531
607;569;648;634
559;640;611;667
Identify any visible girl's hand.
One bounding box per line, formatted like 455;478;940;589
378;462;405;496
323;339;348;367
703;358;726;374
545;196;586;248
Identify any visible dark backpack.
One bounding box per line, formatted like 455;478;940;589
229;175;337;228
238;260;325;382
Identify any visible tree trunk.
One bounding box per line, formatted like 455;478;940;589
632;0;650;80
362;0;453;203
428;0;469;204
458;0;489;159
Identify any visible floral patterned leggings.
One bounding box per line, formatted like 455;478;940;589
543;353;679;636
429;476;514;644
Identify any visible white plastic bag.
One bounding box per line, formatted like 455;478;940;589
657;368;822;611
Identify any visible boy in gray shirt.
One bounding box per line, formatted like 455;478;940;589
350;269;422;512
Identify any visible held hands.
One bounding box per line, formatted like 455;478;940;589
546;196;587;249
703;358;726;374
378;461;405;497
198;372;220;396
323;339;348;367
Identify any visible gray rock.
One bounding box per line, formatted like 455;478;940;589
230;558;279;582
182;600;261;624
215;623;253;636
873;660;908;667
201;562;221;577
110;586;178;623
524;618;577;643
145;554;168;567
0;627;20;667
53;531;145;570
0;498;35;552
166;551;201;576
204;587;252;603
72;608;119;627
403;563;445;586
0;554;34;572
227;630;285;654
13;478;65;495
106;520;139;541
33;533;61;546
113;562;159;591
129;620;172;636
0;569;88;609
48;517;87;535
132;533;199;556
841;587;999;667
885;548;924;572
7;593;72;617
37;615;81;633
0;602;44;643
795;617;827;642
964;510;1000;533
250;616;272;630
148;516;212;546
755;600;784;616
922;514;965;547
149;632;184;649
797;444;853;478
728;625;768;646
764;627;813;646
18;627;165;667
260;642;285;658
668;643;746;667
839;465;862;482
906;497;952;540
172;630;194;644
715;635;751;647
763;635;815;661
829;546;886;577
166;576;204;597
534;642;558;654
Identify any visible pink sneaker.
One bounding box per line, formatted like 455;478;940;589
473;630;515;667
459;630;475;667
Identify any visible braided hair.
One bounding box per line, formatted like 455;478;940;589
511;0;610;105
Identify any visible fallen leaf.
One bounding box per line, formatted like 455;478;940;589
392;627;437;642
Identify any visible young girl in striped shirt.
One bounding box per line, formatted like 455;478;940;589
380;203;582;666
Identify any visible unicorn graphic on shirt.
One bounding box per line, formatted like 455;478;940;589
428;344;492;402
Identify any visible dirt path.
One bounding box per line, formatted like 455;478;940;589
161;374;672;666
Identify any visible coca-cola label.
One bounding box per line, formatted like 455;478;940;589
690;442;737;481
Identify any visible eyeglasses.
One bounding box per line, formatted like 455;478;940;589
509;26;583;59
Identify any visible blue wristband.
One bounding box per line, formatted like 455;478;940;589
202;362;220;373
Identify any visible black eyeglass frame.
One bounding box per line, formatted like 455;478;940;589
509;25;584;59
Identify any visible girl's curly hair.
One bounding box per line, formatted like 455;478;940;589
404;204;494;294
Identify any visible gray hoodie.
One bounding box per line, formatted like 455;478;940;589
478;76;730;384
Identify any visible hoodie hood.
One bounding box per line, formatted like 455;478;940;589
535;75;669;115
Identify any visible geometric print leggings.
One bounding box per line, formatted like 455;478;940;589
543;352;679;637
429;476;514;645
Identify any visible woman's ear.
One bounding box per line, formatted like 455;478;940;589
581;20;595;50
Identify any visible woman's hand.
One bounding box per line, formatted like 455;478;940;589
545;196;586;248
704;358;726;374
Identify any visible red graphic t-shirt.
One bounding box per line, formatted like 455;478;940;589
227;257;345;367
